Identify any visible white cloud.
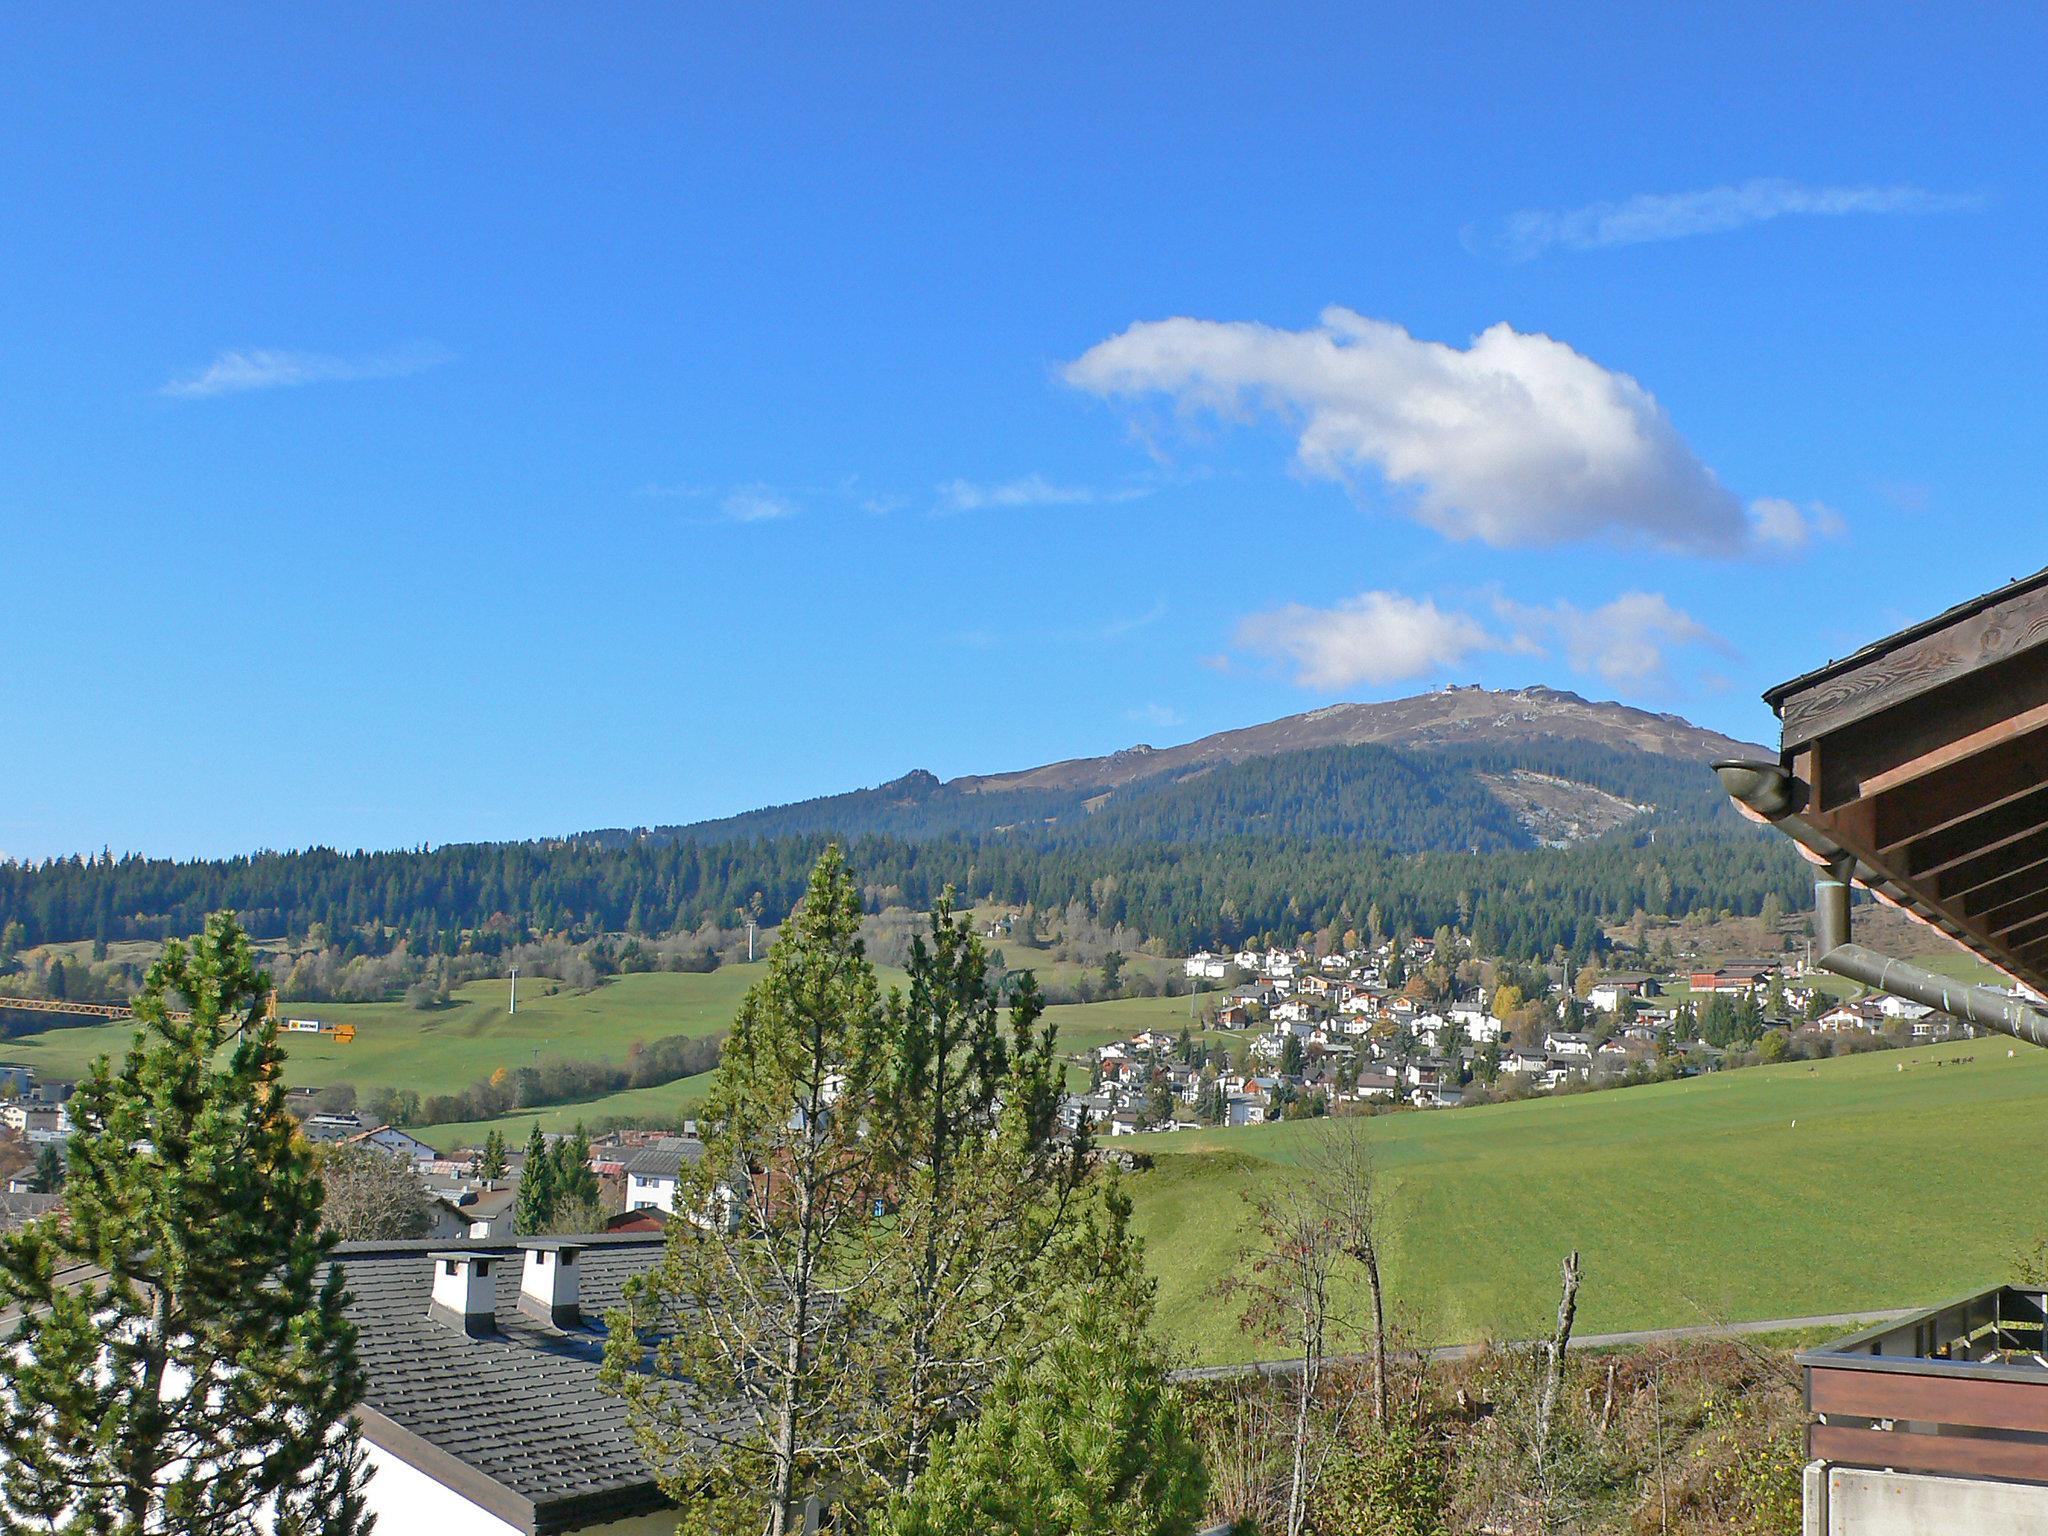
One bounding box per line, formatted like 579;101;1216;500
162;343;452;399
719;486;797;523
1749;497;1846;549
1066;309;1756;555
1495;591;1734;688
1486;178;1982;260
935;474;1153;513
1236;591;1502;689
636;481;799;523
1237;587;1731;692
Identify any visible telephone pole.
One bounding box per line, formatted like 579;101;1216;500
508;965;518;1016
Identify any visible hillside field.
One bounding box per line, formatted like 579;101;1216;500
1129;1037;2048;1362
0;967;795;1102
0;960;1168;1145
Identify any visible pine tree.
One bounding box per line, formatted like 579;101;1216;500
475;1126;508;1183
870;1181;1207;1536
515;1121;556;1232
869;892;1078;1495
30;1144;63;1193
604;847;886;1536
0;912;371;1536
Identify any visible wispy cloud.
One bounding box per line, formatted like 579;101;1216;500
1494;592;1736;689
1235;587;1731;693
162;343;453;399
1481;178;1982;261
934;473;1155;514
1749;497;1846;550
1068;599;1168;643
1236;591;1505;689
718;486;797;523
636;481;799;524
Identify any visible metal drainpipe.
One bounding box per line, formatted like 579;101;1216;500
1713;760;2048;1051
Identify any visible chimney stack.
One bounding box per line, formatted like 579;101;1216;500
428;1251;502;1335
517;1239;584;1329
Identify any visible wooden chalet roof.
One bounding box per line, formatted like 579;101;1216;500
1759;564;2048;991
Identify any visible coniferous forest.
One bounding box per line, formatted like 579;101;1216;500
0;742;1804;972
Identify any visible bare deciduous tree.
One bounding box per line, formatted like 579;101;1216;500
1221;1173;1341;1536
1301;1116;1390;1423
319;1142;433;1240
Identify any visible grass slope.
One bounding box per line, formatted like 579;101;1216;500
1128;1038;2046;1363
0;968;782;1097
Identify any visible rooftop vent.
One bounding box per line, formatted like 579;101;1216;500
428;1251;501;1336
518;1239;584;1329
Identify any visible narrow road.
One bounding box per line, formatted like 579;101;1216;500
1170;1306;1918;1383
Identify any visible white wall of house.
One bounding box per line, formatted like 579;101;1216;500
361;1440;525;1536
1812;1463;2048;1535
626;1173;677;1212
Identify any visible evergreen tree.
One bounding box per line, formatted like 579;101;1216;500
868;892;1078;1496
30;1144;63;1193
536;1123;604;1232
0;912;370;1536
605;848;886;1536
515;1121;556;1232
475;1126;508;1182
870;1182;1207;1536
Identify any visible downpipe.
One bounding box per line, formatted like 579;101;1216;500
1715;760;2048;1051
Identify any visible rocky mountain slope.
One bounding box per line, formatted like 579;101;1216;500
959;685;1764;795
642;686;1766;851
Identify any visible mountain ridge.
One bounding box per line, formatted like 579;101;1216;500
951;684;1766;796
637;686;1766;850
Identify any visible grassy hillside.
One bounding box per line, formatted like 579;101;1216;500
1128;1037;2045;1363
399;983;1221;1146
0;968;792;1098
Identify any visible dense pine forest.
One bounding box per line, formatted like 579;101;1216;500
0;738;1804;974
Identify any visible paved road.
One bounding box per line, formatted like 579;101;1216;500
1171;1307;1919;1383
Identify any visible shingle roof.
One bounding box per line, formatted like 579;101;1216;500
621;1137;704;1181
0;1192;58;1230
332;1235;691;1533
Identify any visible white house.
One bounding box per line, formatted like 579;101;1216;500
622;1137;705;1214
1183;951;1230;980
1544;1031;1594;1060
1226;1093;1268;1127
329;1236;723;1536
0;1101;67;1145
349;1125;442;1165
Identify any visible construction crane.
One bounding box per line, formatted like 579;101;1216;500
0;993;354;1043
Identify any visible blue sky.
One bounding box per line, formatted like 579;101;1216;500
5;3;2044;860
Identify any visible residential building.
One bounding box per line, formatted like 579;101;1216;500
333;1235;707;1535
622;1137;706;1214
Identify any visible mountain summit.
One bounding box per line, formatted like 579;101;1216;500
637;686;1765;853
960;685;1765;795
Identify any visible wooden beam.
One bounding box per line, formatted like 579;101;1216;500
1928;830;2048;902
1811;1363;2048;1434
1892;784;2048;879
1993;910;2048;948
1965;866;2048;920
1811;658;2048;812
1979;887;2048;936
1872;724;2048;852
1775;576;2048;749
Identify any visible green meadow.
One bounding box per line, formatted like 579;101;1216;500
1127;1037;2048;1362
15;949;2047;1365
0;968;786;1102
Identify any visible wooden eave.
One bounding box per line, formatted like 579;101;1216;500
1764;566;2048;996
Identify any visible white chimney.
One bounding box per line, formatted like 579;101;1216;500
428;1251;501;1335
518;1239;584;1329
